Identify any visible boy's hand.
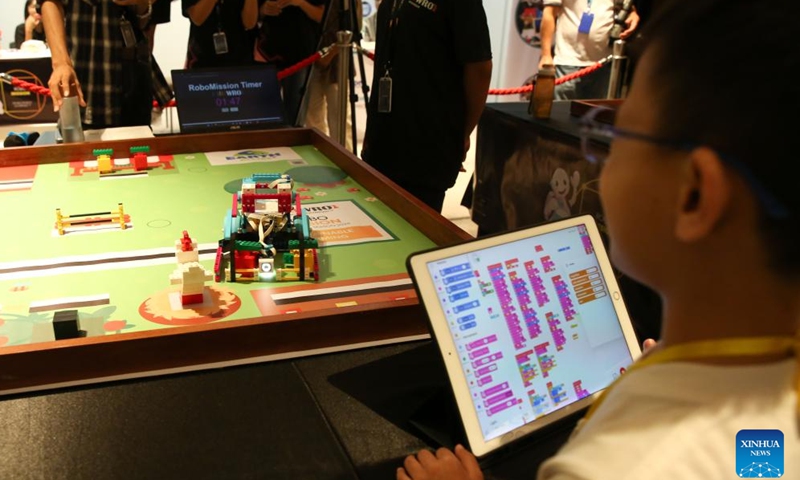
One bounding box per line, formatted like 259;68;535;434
642;338;658;354
397;445;484;480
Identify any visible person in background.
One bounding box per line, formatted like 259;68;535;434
361;0;493;212
183;0;259;69
303;0;361;150
145;0;174;52
539;0;638;99
255;0;324;125
41;0;172;128
15;0;47;48
396;0;800;478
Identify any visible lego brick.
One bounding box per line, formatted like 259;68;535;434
129;146;150;154
181;293;204;305
132;153;148;171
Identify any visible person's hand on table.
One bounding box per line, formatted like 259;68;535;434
397;445;484;480
48;64;85;112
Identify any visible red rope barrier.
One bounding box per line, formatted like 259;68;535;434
277;50;323;81
354;45;375;62
487;58;610;96
2;51;611;106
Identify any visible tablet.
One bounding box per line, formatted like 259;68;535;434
406;215;641;458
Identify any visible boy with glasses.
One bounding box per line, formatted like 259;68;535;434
396;0;799;478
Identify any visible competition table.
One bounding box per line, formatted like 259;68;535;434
0;127;471;393
0;128;575;479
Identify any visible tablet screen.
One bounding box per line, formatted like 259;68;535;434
420;220;635;445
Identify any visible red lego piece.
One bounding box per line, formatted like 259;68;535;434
278;193;291;213
181;293;204;305
132;153;148;171
180;231;193;251
213;246;223;282
295;193;302;217
231;193;238;217
234;250;258;270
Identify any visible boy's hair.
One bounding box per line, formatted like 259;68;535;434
638;0;799;278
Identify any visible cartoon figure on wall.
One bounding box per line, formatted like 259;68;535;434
516;0;543;47
544;167;581;220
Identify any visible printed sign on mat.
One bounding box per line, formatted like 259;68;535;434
305;200;394;246
204;147;303;166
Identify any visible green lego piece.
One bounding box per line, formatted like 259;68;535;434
233;240;263;251
129;146;150;154
288;240;299;248
93;148;113;156
304;238;318;248
282;252;294;265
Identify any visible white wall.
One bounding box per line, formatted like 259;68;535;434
1;1;26;49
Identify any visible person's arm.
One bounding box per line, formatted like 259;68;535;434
24;15;39;41
278;0;324;23
462;59;493;157
40;0;85;110
241;0;258;29
112;0;155;30
260;0;282;18
186;0;219;26
539;5;561;69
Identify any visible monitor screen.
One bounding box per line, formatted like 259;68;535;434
172;65;285;134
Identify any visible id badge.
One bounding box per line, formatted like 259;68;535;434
578;11;594;34
120;18;136;48
377;75;393;113
213;31;229;55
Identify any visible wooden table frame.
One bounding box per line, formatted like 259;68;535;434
0;128;472;394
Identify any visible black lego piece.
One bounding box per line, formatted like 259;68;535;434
52;310;82;340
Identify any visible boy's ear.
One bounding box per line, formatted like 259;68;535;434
674;147;731;243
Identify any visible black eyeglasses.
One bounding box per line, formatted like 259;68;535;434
579;107;790;219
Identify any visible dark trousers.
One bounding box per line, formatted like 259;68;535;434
281;65;311;126
401;183;447;213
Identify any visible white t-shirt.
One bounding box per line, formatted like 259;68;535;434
544;0;615;66
538;359;798;479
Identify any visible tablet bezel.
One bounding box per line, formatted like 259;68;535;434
407;215;642;458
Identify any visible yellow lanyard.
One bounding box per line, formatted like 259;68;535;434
583;335;800;423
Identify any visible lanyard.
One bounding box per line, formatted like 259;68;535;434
383;0;406;74
216;0;225;32
582;335;800;424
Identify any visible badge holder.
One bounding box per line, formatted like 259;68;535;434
213;31;229;55
120;17;137;48
578;11;594;34
377;71;393;113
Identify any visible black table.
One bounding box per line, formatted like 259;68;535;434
0;340;575;480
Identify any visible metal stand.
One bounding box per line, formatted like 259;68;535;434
335;30;353;148
606;39;627;99
334;0;370;155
